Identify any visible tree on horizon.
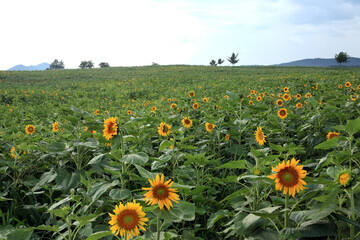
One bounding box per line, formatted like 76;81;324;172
217;58;224;65
79;60;94;69
210;60;217;66
49;59;65;69
335;52;350;67
227;53;239;66
99;62;110;68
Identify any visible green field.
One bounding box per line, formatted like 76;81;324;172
0;66;360;240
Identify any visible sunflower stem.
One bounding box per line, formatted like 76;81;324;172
157;216;161;240
350;187;355;240
284;193;289;228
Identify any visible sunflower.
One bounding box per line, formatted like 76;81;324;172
151;106;157;111
283;93;290;101
103;117;118;140
255;127;266;145
305;93;312;98
108;201;148;240
345;82;351;88
170;103;177;109
337;170;353;187
276;99;284;107
181;117;193;128
52;122;60;132
10;147;18;159
283;87;289;92
267;158;307;197
25;125;35;135
127;110;132;115
205;122;215;133
326;131;339;140
189;91;195;97
278;108;288;119
225;134;230;141
158;122;171;136
142;174;180;210
351;94;358;101
193;102;199;110
296;94;301;99
94;110;100;115
256;96;262;101
203;97;209;102
296;103;302;109
338;85;343;89
249;100;254;105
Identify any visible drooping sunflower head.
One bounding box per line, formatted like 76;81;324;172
277;108;288;119
142;174;180;210
103;117;118;140
108;201;148;240
170;103;177;109
181;117;193;128
276;99;284;107
305;93;312;98
326;131;339;140
158;122;171;136
351;94;358;101
255;127;266;146
193;102;199;110
25;125;35;135
345;82;351;88
267;158;307;197
205;122;215;133
52;122;60;132
336;170;353;188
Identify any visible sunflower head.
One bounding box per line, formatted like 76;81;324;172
225;134;230;141
189;91;195;97
103;117;118;140
283;93;290;101
152;106;157;111
283;87;289;92
256;96;262;101
205;122;215;133
326;131;339;140
345;82;351;88
158;122;171;136
142;174;180;210
249;100;254;105
108;201;148;239
181;117;193;128
255;127;266;146
277;108;288;119
267;158;307;197
296;94;301;99
170;103;177;109
25;125;35;135
52;122;60;132
336;170;353;188
296;103;302;109
193;102;199;109
276;99;284;107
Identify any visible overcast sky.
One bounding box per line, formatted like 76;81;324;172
1;0;359;70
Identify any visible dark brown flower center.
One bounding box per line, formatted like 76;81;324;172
278;167;299;187
117;209;139;230
153;185;169;200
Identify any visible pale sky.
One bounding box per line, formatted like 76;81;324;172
1;0;359;70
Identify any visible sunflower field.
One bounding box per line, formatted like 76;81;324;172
0;66;359;240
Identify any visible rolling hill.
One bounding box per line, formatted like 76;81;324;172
8;63;50;71
276;57;360;67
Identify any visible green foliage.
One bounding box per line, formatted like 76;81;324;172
79;60;95;69
49;59;65;69
0;66;359;239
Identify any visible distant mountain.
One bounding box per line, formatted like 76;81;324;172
276;57;360;67
8;62;50;71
